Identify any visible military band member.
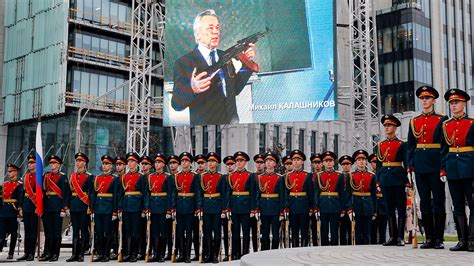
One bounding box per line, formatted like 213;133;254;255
257;152;285;250
221;155;235;261
348;150;377;245
376;115;409;247
0;163;23;259
338;155;354;246
17;155;37;261
173;152;198;263
282;155;293;173
90;155;119;262
407;86;448;249
192;154;206;261
197;152;226;263
440;89;474;252
226;151;257;259
118;152;149;262
314;151;345;246
67;152;93;262
369;153;388;244
110;156;126;260
285;150;313;247
166;154;180;261
309;153;323;246
251;154;265;252
148;154;174;262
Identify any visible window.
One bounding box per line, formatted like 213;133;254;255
75;33;82;48
259;124;267;154
84;0;93;21
273;125;280;145
334;134;339;156
90;73;99;96
286;127;292;154
298;129;305;153
73;70;81;93
384;62;393;85
107;76;116;99
190;127;196;155
311;131;317;154
322;132;328;152
91;36;100;53
215;125;222;156
83;34;92;50
202;126;209;155
92;0;101;23
383;28;393;53
80;71;90;95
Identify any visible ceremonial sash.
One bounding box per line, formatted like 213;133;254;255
46;173;63;199
71;173;90;205
24;173;36;206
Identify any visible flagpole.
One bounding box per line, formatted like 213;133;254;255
35;116;44;261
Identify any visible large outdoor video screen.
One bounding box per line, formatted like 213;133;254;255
163;0;336;126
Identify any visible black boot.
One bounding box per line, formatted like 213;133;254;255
67;239;79;262
420;213;435;249
129;237;138;262
231;238;240;260
434;213;446;249
49;239;60;262
121;237;131;262
271;239;279;250
383;217;398;246
184;237;192;263
38;238;52;261
242;237;250;256
203;237;212;263
17;240;29;261
78;238;86;262
468;215;474;252
26;240;35;261
157;238;166;263
93;237;104;262
450;215;468;251
397;216;405;246
0;238;4;253
212;238;220;264
102;237;111;262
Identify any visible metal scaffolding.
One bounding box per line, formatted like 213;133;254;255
127;0;165;156
349;0;382;151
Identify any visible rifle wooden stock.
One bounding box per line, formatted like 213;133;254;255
228;220;232;261
145;219;151;262
90;220;95;262
171;220;176;263
351;220;356;246
199;219;203;263
317;220;321;246
285;220;290;248
117;220;123;262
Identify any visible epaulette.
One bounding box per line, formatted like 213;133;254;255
435;112;447;117
86;172;92;176
60;172;65;175
368;171;375;175
164;172;170;176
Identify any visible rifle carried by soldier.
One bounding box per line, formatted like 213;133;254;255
171;218;177;263
145;214;151;262
117;217;123;262
90;214;95;262
410;172;418;248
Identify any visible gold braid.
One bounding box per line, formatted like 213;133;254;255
349;173;363;191
376;143;389;162
442;121;455;146
410;118;424;139
257;173;269;193
200;172;211;192
284;171;296;190
317;172;330;192
174;173;184;191
227;172;239;190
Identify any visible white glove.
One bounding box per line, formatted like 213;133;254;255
405;186;412;193
19;209;23;217
226;211;232;220
315;211;320;221
407;172;412;184
65;209;71;217
255;212;260;221
146;212;151;221
172;211;176;220
250;212;255;218
340;213;345;218
112;215;118;221
196;210;203;220
221;212;226;219
118;212;123;221
348;212;355;221
372;214;377;220
91;213;95;222
60;211;66;218
440;176;447;183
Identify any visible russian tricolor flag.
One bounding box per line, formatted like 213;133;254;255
35;122;44;217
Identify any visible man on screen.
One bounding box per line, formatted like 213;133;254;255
171;9;257;125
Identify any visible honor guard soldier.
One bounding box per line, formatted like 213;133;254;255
118;152;149;262
407;86;448;249
282;155;293;173
137;155;153;261
67;152;93;262
192;154;206;261
173;152;198;263
314;151;345;246
348;150;377;245
148;154;174;262
376;115;409;247
0;163;23;259
226;151;257;259
251;154;265;253
39;155;70;262
440;89;474;252
166;154;179;261
197;152;226;263
90;155;119;262
110;156;126;260
285;150;313;247
257;152;285;250
221;155;235;261
369;153;388;244
338;155;354;246
309;153;323;246
17;155;37;261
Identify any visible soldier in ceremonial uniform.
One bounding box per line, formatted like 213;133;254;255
39;155;70;262
257;152;285;250
348;150;377;245
285;150;313;247
17;155;38;261
309;153;323;246
110;156;126;260
173;152;198;263
369;153;387;244
137;155;153;260
251;154;265;253
221;155;235;261
0;163;23;259
338;155;354;246
282;155;293;173
407;86;448;249
440;89;474;252
165;154;179;261
314;151;345;246
67;152;93;262
197;152;226;263
192;154;206;261
117;152;149;262
226;151;257;259
148;154;174;262
90;155;119;262
376;115;409;246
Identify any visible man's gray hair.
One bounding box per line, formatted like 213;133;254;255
193;9;218;43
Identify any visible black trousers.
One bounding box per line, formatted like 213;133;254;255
221;217;230;256
71;211;90;250
355;215;371;244
151;213;168;239
339;215;351;245
320;213;339;246
95;213;113;239
448;179;473;216
416;172;446;214
203;213;221;258
231;213;250;257
176;213;193;257
193;216;200;257
43;212;62;240
260;214;279;250
310;215;318;246
250;216;258;252
370;215;387;244
23;211;38;254
381;185;406;218
289;213;309;247
123;212;142;255
0;217;18;254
